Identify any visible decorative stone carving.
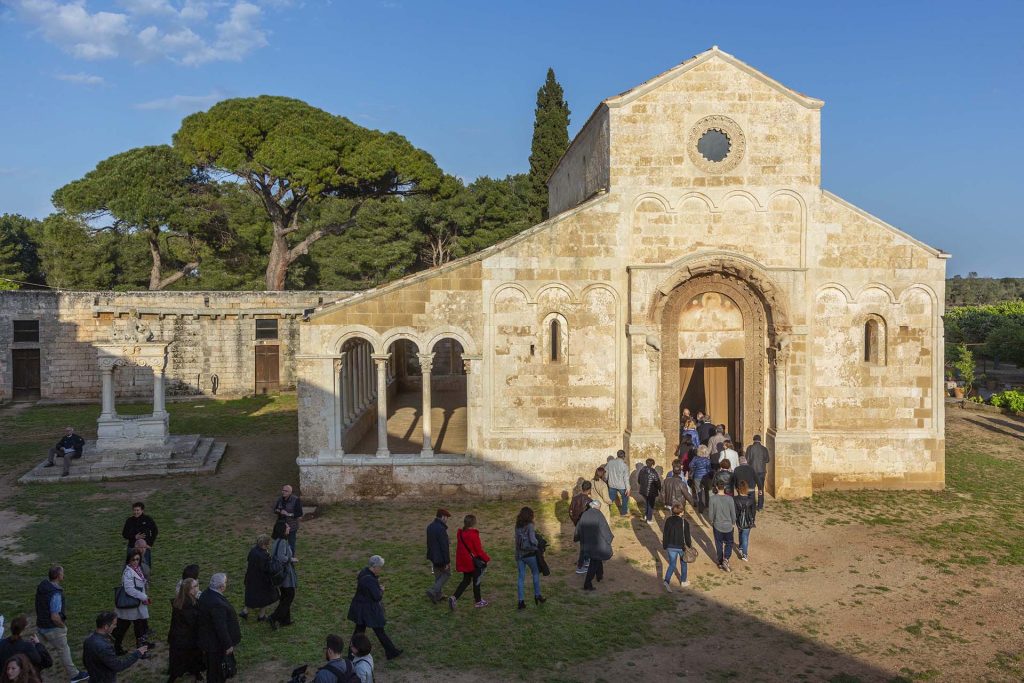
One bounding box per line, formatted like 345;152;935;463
687;115;746;174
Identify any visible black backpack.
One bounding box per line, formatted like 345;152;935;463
319;659;360;683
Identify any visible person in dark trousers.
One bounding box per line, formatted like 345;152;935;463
347;555;402;660
688;445;713;513
661;503;694;591
450;515;491;609
272;484;303;554
82;611;148;683
732;455;758;505
43;426;85;477
268;520;298;629
34;565;90;682
744;435;771;510
167;578;204;682
696;416;716;446
734;480;758;561
574;500;613;591
311;634;356;683
569;481;593;573
0;616;48;675
514;506;546;609
121;502;158;569
425;508;452;604
239;534;277;622
197;573;241;683
111;548;151;655
638;458;662;523
708;482;737;572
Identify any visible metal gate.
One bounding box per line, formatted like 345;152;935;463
12;348;41;401
254;345;280;395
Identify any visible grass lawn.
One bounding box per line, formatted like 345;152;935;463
1;397;1023;682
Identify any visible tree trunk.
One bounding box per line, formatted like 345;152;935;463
265;224;291;291
148;233;163;291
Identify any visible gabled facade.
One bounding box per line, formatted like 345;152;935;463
296;48;947;502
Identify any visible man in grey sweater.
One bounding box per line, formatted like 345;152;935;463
604;450;631;517
707;482;736;572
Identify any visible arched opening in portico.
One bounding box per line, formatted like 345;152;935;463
429;338;467;454
338;337;380;453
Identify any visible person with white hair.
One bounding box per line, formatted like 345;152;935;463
197;572;241;682
347;556;402;661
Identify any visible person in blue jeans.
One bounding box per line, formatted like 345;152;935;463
661;503;693;591
513;507;546;609
733;480;757;561
605;450;631;516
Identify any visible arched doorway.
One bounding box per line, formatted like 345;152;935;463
339;337;379;454
429;338;467;454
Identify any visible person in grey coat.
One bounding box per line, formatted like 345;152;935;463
708;481;737;572
605;450;631;516
573;501;613;590
268;520;298;629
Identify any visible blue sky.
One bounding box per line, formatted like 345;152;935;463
1;0;1021;276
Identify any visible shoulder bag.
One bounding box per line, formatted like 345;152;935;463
683;546;699;564
114;585;141;609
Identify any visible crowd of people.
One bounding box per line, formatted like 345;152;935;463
1;409;770;682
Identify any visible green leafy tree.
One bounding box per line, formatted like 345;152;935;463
527;68;571;222
51;145;210;290
462;173;533;254
413;175;473;267
174;96;442;290
951;343;976;394
983;320;1024;367
36;214;116;289
0;214;43;289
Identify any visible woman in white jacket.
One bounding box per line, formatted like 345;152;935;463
112;547;151;655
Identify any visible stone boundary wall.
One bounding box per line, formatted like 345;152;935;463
0;290;349;403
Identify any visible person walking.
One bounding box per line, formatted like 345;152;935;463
688;445;713;513
708;482;737;571
425;509;452;604
167;578;204;683
349;633;374;683
34;565;89;682
272;484;303;554
734;480;758;561
569;481;593;574
745;435;771;510
0;616;48;675
450;515;490;610
3;654;42;683
605;450;631;517
268;520;298;629
714;457;734;495
661;503;694;591
638;458;662;523
514;507;546;610
310;634;356;683
574;501;613;591
112;548;151;655
83;611;148;682
591;466;614;517
121;502;157;569
347;556;402;660
239;534;277;623
662;459;688;513
197;573;241;683
732;455;758;504
680;418;700;450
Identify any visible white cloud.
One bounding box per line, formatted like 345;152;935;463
55;71;106;85
133;90;226;111
12;0;273;66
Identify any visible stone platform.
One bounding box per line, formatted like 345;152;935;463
19;435;227;484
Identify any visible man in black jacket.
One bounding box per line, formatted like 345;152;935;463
744;435;771;510
44;426;85;477
198;573;241;683
425;508;451;603
273;484;304;553
82;611;147;682
121;502;158;568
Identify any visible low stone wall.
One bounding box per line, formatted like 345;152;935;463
0;290;349;402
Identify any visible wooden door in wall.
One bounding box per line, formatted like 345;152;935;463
255;345;280;395
12;349;41;401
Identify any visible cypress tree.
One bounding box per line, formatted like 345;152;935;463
527;68;571;222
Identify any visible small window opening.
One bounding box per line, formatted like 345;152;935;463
864;318;884;365
255;318;279;340
13;320;39;343
550;319;561;362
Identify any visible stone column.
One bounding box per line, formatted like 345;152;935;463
462;354;482;457
100;365;115;418
360;346;370;410
773;349;787;430
372;354;391;457
418;353;434;457
344;354;355;423
332;355;345;453
152;368;166;416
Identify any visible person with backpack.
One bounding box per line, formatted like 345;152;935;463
450;515;490;610
239;534;277;624
733;480;758;561
569;481;593;574
661;459;688;514
638;458;662;523
514;507;546;610
349;633;374;683
268;520;298;630
661;503;693;591
347;556;401;661
311;634;359;683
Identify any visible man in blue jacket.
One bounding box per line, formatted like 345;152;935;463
82;611;147;682
35;565;90;682
44;426;85;477
425;509;451;603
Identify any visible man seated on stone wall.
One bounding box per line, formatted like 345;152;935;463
44;426;85;477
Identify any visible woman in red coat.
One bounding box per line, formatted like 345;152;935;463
448;514;490;610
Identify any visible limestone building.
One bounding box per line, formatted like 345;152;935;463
296;47;948;502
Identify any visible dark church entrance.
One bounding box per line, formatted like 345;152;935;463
679;359;743;449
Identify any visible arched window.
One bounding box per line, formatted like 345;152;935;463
542;313;568;364
864;316;886;365
550;319;561;362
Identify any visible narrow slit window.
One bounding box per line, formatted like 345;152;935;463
864;317;885;365
550;319;560;362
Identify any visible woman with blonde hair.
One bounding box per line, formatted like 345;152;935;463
167;578;204;682
591;466;614;517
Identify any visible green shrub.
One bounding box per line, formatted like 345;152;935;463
990;389;1024;413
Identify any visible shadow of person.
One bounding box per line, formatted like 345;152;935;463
685;511;716;562
629;515;665;580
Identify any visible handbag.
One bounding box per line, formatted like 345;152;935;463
114;585;141;609
221;652;238;679
683;546;699;564
458;530;488;573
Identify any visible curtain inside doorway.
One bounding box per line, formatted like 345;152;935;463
703;361;730;428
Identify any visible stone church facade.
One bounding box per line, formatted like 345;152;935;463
296;48;948;502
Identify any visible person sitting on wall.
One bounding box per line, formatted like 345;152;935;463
43;426;85;477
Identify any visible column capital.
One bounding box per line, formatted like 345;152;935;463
417;353;434;373
372;353;391;364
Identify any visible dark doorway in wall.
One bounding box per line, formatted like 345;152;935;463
12;349;41;401
255;345;280;395
679;359;743;449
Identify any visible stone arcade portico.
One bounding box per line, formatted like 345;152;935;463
20;342;226;483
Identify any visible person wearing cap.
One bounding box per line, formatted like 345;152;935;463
744;435;771;510
425;509;451;604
